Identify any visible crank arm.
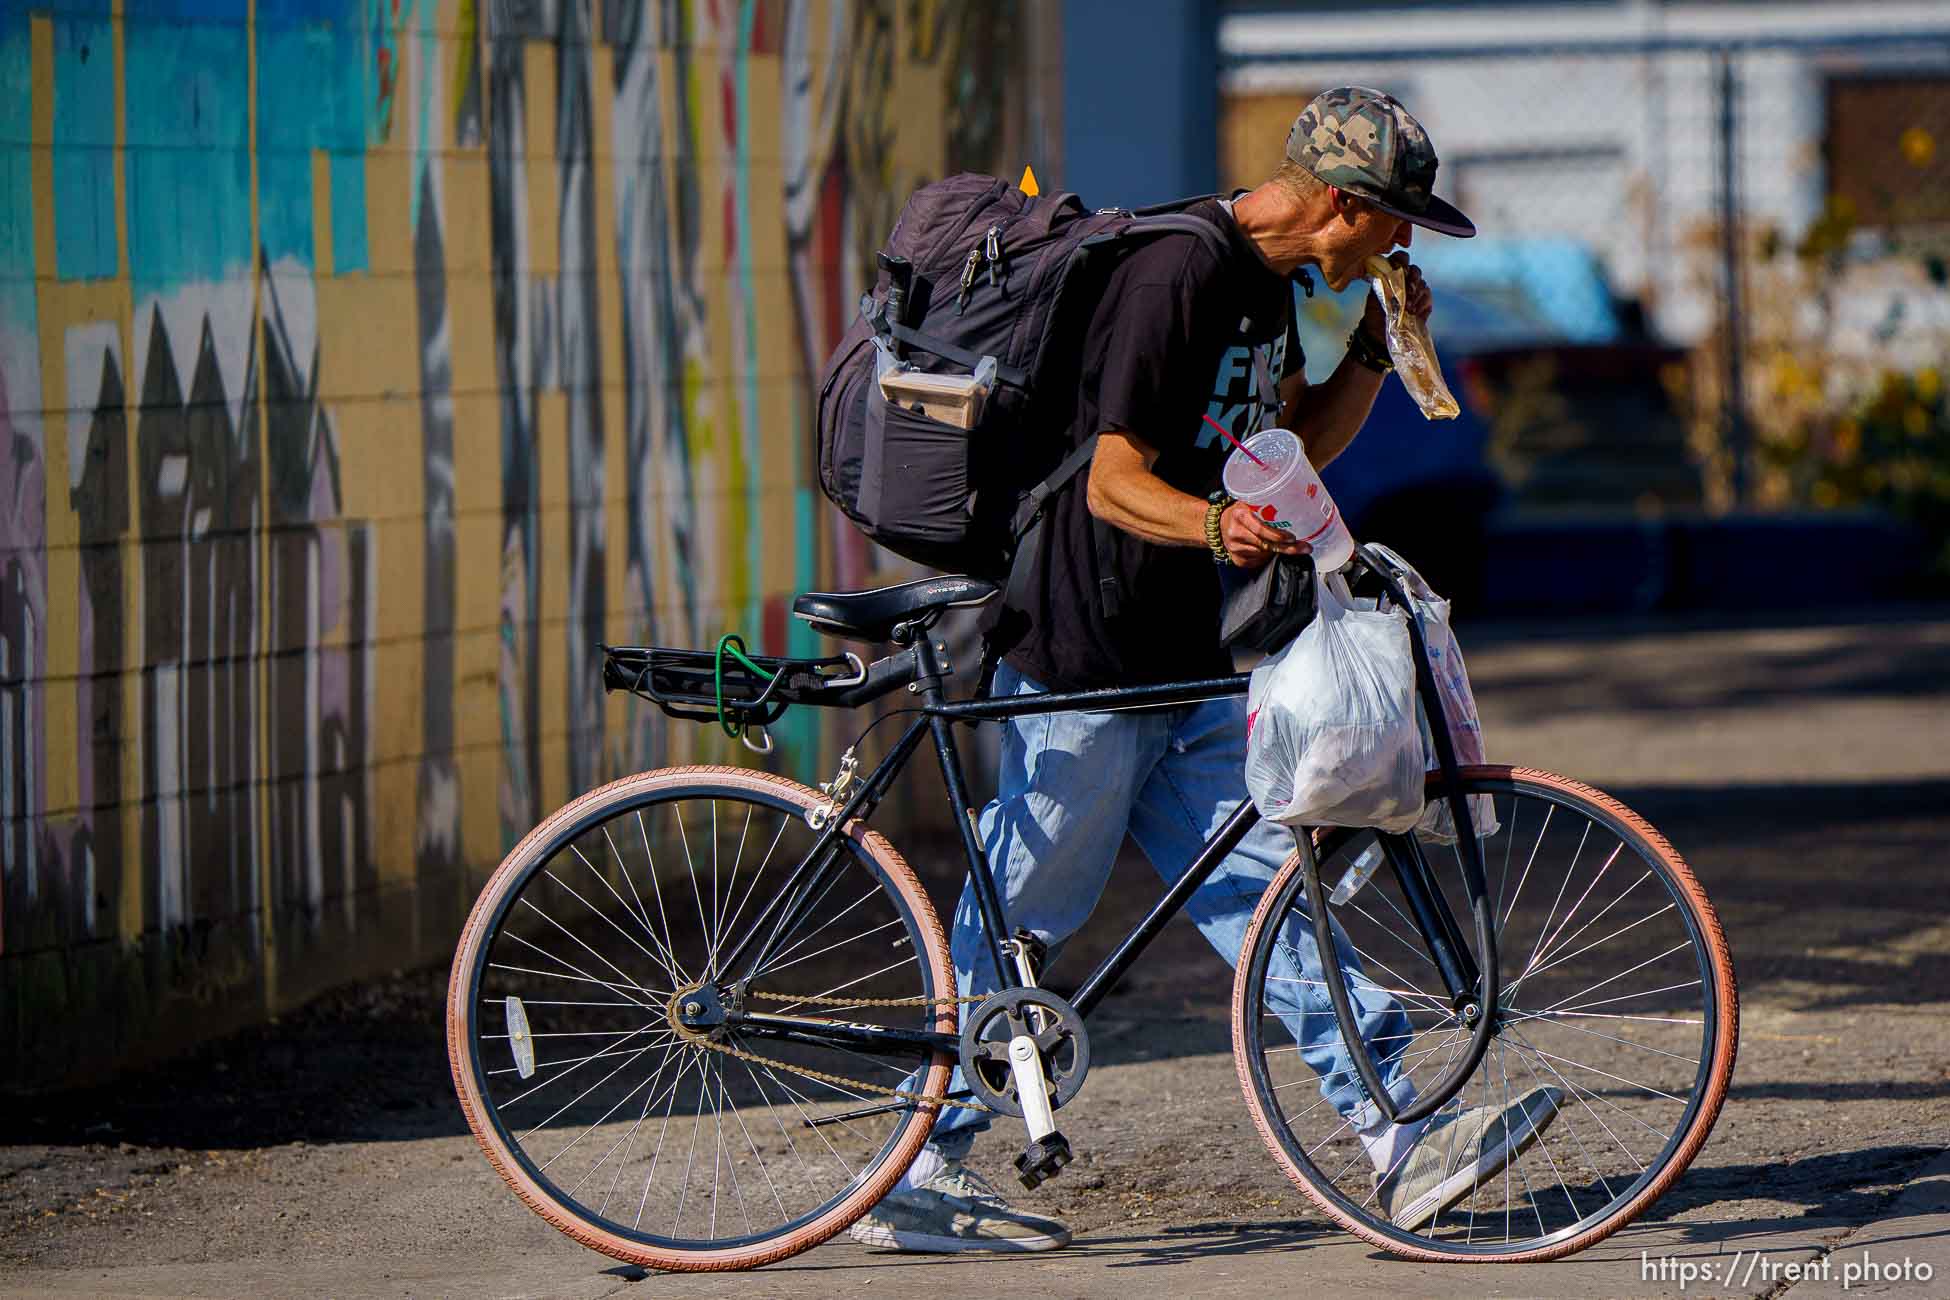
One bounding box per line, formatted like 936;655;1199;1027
1007;1032;1060;1142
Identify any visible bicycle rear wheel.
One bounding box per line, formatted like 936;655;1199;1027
1233;766;1737;1261
448;766;956;1271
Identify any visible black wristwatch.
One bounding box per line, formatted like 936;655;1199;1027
1347;320;1393;374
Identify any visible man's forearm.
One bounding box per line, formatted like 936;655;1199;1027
1085;437;1207;546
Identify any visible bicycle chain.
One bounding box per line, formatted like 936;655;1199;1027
665;987;996;1113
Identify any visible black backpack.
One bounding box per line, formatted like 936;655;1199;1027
815;173;1229;582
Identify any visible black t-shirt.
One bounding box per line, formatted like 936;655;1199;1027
991;199;1306;692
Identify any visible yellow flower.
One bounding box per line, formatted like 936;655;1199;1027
1901;126;1937;168
1918;368;1942;404
1905;404;1930;438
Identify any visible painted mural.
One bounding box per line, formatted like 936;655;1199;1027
0;0;1056;1090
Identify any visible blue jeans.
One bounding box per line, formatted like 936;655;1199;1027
920;663;1412;1165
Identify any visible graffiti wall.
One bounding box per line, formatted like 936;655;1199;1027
0;0;1062;1091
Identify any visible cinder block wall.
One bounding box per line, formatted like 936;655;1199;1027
0;0;1061;1092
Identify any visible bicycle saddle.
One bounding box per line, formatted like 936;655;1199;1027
792;574;997;642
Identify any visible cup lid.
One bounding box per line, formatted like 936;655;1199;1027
1221;428;1303;500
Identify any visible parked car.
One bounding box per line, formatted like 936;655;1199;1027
1298;238;1695;611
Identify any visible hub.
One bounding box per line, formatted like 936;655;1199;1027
672;983;729;1030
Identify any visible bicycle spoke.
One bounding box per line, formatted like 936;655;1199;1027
517;896;663;1003
635;808;692;987
1506;1026;1668;1148
762;957;918;1016
1510;820;1591;986
707;803;757;978
714;812;793;977
721;1062;790;1224
1498;1010;1701;1065
758;917;908;982
578;1041;688;1205
486;957;659;1007
634;1049;700;1232
710;801;721;980
598;826;687;987
672;804;714;984
569;841;683;988
499;929;664;1004
1529;943;1699;1020
1517;893;1672;994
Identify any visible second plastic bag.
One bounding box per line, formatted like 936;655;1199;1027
1245;568;1426;832
1362;544;1499;843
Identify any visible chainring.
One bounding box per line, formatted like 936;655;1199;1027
958;987;1090;1119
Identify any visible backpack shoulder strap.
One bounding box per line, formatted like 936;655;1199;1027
990;433;1105;661
1130;192;1223;217
1081;212;1231;266
1010;433;1099;539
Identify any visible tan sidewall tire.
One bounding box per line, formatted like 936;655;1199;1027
447;764;957;1272
1231;765;1740;1262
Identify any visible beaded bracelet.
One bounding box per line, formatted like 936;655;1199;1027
1204;492;1234;564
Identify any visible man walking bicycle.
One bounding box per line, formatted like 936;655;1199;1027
853;87;1562;1254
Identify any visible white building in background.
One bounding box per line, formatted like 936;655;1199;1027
1219;0;1950;343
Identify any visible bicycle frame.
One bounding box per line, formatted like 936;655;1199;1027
714;582;1498;1124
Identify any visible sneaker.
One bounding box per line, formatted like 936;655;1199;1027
1376;1086;1565;1231
848;1162;1072;1253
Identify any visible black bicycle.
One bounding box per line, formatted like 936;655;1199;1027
447;563;1737;1269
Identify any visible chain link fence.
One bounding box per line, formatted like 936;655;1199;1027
1220;17;1950;567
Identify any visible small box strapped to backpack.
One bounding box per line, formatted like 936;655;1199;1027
815;173;1231;597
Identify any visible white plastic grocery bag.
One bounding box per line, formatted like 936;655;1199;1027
1363;544;1498;843
1244;569;1426;832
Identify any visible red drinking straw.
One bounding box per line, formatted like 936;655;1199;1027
1202;413;1267;467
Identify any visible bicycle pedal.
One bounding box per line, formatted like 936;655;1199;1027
1014;1130;1073;1190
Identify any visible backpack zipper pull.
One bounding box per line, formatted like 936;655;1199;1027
985;224;1002;286
958;245;982;311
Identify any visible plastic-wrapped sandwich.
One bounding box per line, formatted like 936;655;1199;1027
1366;255;1460;420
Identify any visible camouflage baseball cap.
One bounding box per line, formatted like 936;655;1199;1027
1286;86;1476;238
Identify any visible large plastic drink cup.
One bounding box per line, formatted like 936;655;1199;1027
1220;428;1355;572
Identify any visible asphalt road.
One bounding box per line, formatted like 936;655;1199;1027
4;607;1948;1299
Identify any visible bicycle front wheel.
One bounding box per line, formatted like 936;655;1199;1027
1233;766;1737;1261
448;766;956;1271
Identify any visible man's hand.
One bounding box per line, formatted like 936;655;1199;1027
1222;501;1308;570
1360;250;1431;339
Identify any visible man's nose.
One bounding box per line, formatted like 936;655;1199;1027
1396;221;1414;249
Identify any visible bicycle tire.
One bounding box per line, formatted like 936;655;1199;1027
1232;765;1738;1261
448;765;956;1272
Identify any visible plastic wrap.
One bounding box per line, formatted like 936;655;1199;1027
1366;255;1460;420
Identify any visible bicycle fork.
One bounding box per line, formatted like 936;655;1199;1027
1301;825;1500;1127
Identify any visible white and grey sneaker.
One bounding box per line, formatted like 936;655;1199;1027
848;1162;1072;1253
1376;1086;1565;1231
